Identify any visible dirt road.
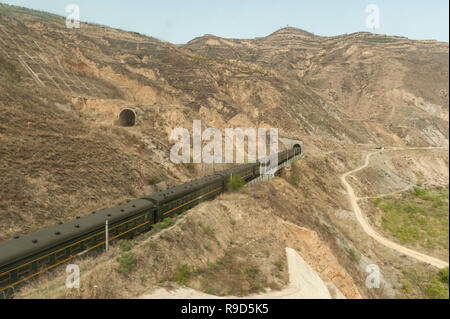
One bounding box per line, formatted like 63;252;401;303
340;150;449;269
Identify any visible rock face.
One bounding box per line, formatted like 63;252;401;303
283;247;333;299
186;28;449;147
283;223;362;298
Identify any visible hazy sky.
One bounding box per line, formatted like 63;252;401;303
1;0;449;43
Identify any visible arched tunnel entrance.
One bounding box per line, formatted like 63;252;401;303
118;108;136;127
293;143;302;153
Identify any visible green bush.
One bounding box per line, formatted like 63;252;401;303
274;260;284;272
373;198;382;207
426;276;449;299
146;241;158;250
119;240;132;252
207;261;218;273
228;175;245;191
439;267;449;286
174;264;192;285
116;252;137;276
246;265;259;280
347;248;361;264
203;225;215;237
148;176;159;185
153;217;175;231
217;256;232;266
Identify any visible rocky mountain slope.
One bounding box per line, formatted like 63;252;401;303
186;28;449;146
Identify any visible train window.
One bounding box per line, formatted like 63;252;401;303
37;257;49;269
71;244;81;255
56;249;66;260
18;264;32;276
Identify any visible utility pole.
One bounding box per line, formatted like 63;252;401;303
105;220;109;252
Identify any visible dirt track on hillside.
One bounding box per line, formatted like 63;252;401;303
340;148;449;269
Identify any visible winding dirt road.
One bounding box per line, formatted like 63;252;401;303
340;150;449;269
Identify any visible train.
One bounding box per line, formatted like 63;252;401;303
0;145;302;297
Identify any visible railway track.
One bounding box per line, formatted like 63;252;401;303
0;146;302;298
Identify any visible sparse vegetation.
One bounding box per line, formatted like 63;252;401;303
174;264;192;285
400;267;449;299
439;267;449;285
347;248;361;264
245;264;259;280
228;175;245;191
0;4;65;25
116;252;137;276
425;266;450;298
373;198;382;206
119;240;133;252
363;37;397;43
207;261;218;272
145;240;158;250
376;186;449;253
152;217;176;232
274;260;284;272
148;176;159;185
203;225;215;237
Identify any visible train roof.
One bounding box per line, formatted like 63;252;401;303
215;162;258;177
144;174;223;204
0;199;154;268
